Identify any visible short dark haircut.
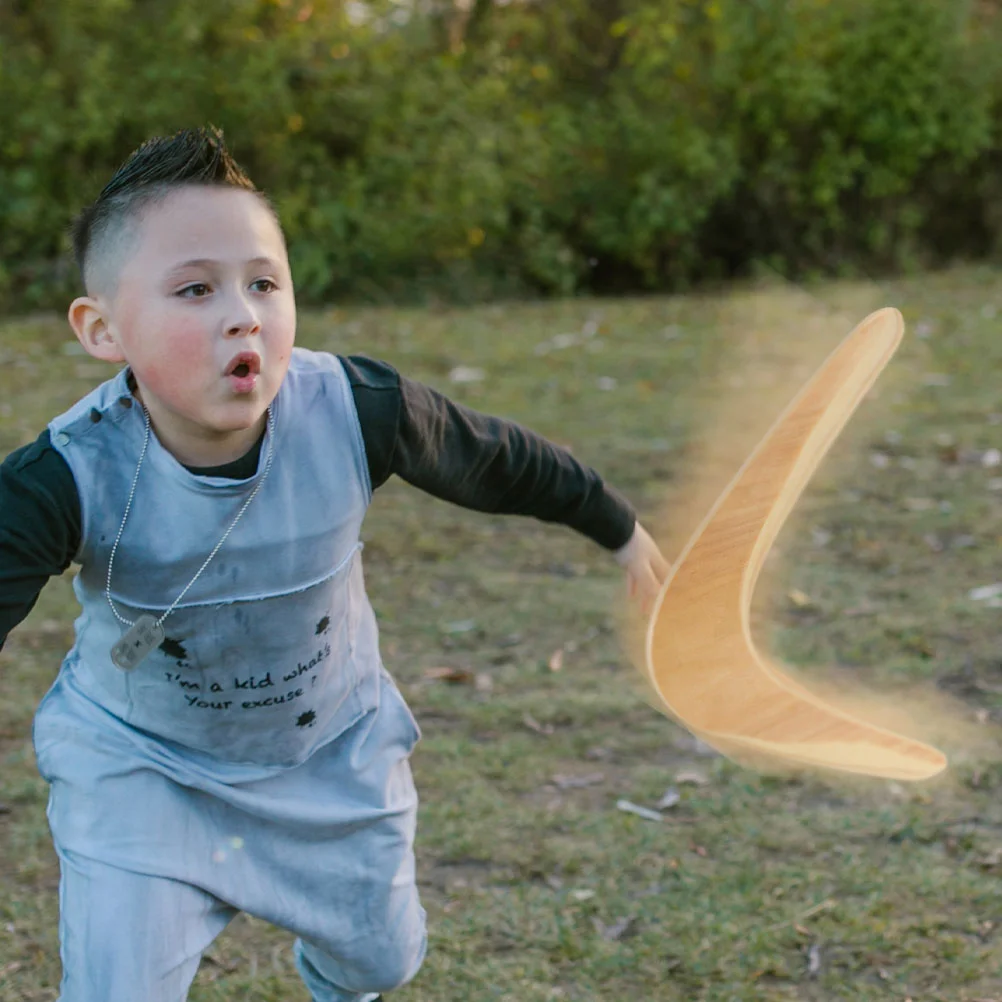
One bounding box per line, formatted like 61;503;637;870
70;125;283;298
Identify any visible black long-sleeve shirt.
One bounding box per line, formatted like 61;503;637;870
0;355;635;652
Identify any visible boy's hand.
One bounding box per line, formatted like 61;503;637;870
614;522;671;617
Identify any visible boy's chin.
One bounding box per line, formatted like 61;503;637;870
209;408;270;433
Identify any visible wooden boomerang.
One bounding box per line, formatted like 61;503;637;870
645;307;947;781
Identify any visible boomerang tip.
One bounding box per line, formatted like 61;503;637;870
694;731;948;782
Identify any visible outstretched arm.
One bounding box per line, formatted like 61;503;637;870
341;354;669;611
0;432;81;652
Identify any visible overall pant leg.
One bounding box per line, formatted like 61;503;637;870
287;741;428;1002
291;878;427;1002
55;847;237;1002
283;676;428;1001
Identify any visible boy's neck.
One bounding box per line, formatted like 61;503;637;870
128;372;268;469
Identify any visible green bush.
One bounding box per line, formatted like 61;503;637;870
0;0;1000;314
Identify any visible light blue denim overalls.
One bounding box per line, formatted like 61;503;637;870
35;348;426;1001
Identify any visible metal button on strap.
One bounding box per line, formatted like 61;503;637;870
54;432;70;446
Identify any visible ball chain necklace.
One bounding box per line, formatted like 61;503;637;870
108;398;276;671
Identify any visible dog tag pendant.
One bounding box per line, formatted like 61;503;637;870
111;615;164;671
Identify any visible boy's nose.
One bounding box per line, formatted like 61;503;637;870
226;310;261;338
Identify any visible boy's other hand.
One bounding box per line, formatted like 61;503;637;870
614;522;670;617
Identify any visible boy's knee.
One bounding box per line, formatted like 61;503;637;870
298;911;427;996
356;922;427;992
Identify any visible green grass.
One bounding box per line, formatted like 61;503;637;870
2;266;1002;1000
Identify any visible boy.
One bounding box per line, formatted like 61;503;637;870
0;126;669;1002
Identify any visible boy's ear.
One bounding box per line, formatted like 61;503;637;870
68;296;126;364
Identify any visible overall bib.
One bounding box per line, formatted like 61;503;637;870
35;349;426;1001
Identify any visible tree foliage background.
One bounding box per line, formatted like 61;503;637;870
1;0;1001;314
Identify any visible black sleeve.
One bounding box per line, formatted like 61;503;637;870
339;354;636;551
0;431;82;653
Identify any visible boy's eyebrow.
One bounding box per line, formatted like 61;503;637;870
166;256;280;274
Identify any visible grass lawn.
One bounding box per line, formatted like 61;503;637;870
1;266;1001;1001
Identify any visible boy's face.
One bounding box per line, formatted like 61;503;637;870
69;185;296;466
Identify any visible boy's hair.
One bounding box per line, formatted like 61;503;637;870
70;125;283;299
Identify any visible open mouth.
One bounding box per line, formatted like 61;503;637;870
226;352;261;379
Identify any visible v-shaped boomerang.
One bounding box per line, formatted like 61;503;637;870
646;308;947;781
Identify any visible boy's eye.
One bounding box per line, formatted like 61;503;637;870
177;279;278;298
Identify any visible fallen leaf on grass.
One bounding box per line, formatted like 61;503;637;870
548;648;564;672
968;768;987;789
886;781;908;802
977;848;1002;870
593;915;637;941
423;666;474;684
448;366;485;384
634;882;664;899
551;772;605;790
806;942;822;977
656;788;681;809
443;619;477;634
675;769;710;786
616;799;663;822
842;603;878;617
923;533;944;553
691;843;708;857
534;332;585;355
523;713;555;735
761;898;837;935
810;527;832;548
982;448;1002;468
787;589;813;609
474;673;494;693
570;888;596;901
203;953;239;973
